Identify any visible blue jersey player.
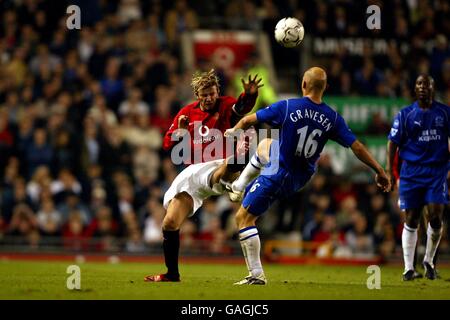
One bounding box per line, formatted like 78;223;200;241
224;67;391;285
386;75;450;281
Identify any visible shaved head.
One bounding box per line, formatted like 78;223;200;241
302;67;327;95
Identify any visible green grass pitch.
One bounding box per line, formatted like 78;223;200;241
1;260;450;299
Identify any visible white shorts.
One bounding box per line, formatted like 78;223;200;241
163;159;225;216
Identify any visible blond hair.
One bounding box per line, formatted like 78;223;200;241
191;69;220;95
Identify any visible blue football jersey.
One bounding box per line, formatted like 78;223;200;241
388;101;450;165
256;97;357;177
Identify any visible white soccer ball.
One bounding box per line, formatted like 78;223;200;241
274;17;305;48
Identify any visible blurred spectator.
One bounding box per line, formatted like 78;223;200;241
0;108;14;168
100;58;125;111
26;165;52;205
25;127;53;178
51;169;82;200
335;196;359;231
121;114;162;149
373;212;396;257
117;0;143;26
345;212;375;256
57;192;91;225
118;87;149;118
62;210;86;250
164;0;198;47
37;199;62;237
1;177;34;223
29;44;61;75
87;94;118;127
141;197;164;245
6;203;39;246
366;112;391;135
85;206;119;251
353;59;384;95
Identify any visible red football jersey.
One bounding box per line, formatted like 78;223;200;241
163;93;256;164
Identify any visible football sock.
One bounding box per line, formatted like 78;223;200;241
163;230;180;278
233;154;267;192
402;223;418;272
239;226;264;277
424;223;442;268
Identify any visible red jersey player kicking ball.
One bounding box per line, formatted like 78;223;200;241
145;69;263;282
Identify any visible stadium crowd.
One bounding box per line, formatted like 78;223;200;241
0;0;449;259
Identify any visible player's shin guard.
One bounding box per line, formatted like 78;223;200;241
239;226;264;277
233;154;267;192
163;230;180;278
402;224;418;272
424;223;442;267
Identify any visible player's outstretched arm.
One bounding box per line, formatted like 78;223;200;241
350;140;391;192
385;140;399;191
224;113;259;138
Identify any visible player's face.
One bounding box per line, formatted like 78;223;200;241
197;86;219;111
415;75;434;101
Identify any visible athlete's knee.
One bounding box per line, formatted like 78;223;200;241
257;138;272;163
162;215;180;231
429;217;442;229
405;212;420;229
235;206;257;229
427;205;444;228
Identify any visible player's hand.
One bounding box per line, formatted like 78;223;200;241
178;115;189;130
242;74;264;95
224;128;238;138
385;172;396;192
375;171;391;193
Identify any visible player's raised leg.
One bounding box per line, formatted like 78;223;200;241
225;138;272;202
144;192;193;282
423;203;444;280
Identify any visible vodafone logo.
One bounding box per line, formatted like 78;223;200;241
198;125;210;137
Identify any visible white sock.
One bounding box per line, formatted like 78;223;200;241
239;226;264;277
424;223;442;268
233;154;266;192
402;223;418;272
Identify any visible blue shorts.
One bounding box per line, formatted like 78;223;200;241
242;166;314;216
398;162;449;210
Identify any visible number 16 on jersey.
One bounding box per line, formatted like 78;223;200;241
295;126;322;158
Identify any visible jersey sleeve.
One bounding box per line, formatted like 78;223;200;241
329;113;357;148
387;111;403;145
233;92;258;116
255;100;287;126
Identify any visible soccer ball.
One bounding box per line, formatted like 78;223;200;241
274;17;305;48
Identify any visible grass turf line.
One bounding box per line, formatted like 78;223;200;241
0;260;450;299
